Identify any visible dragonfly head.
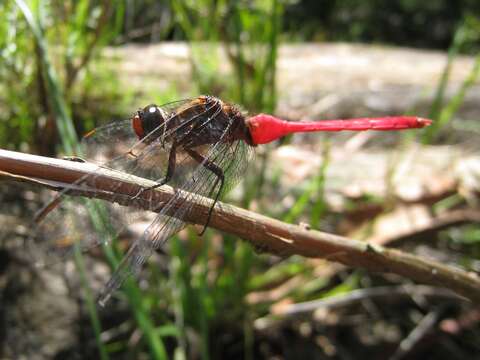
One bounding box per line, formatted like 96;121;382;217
132;104;168;140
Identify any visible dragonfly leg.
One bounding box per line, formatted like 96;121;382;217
184;147;224;235
132;142;177;201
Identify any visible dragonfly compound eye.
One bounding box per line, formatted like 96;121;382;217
132;104;169;140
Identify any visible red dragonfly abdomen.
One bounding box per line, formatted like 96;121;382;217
247;114;432;145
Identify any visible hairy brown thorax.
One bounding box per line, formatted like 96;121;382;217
132;95;255;147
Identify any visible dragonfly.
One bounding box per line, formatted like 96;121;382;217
34;95;431;305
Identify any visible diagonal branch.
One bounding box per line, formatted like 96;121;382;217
1;149;479;302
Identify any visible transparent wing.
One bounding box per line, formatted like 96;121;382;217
32;194;148;266
81;96;203;163
33;98;208;261
98;125;253;304
32;116;152;265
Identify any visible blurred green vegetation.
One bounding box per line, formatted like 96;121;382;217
0;0;126;154
1;0;480;359
2;0;479;152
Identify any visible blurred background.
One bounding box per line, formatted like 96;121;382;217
1;0;480;359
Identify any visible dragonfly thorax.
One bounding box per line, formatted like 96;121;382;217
132;96;254;148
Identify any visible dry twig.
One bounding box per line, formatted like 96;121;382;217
1;149;479;302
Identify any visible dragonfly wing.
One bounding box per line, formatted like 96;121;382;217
33;188;154;267
98;133;253;304
34;124;173;263
80;97;194;160
34;101;200;254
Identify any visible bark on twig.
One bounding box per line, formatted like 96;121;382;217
1;149;479;302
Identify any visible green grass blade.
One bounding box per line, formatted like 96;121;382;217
15;0;79;154
424;51;480;143
423;19;480;143
73;243;110;360
427;23;466;121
